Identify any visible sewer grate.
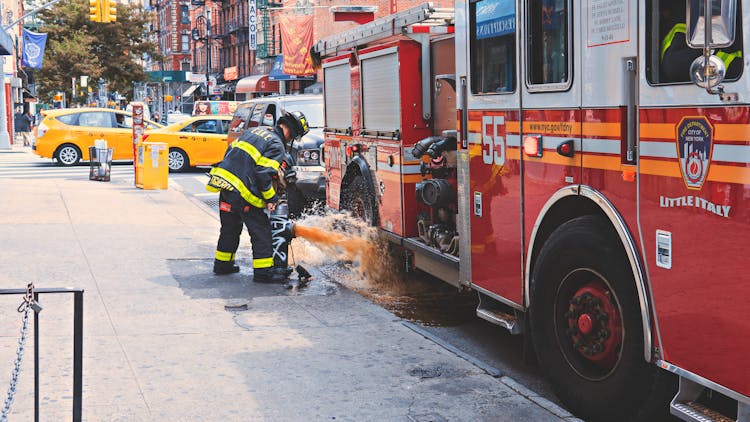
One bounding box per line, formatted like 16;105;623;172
203;199;220;208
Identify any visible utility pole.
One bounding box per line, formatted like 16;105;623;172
205;8;211;100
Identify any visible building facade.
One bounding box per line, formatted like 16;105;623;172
149;0;452;103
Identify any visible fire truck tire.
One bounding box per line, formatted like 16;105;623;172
342;175;377;225
530;215;672;422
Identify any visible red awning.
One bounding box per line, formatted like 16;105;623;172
235;74;279;94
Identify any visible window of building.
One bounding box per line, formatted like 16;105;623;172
469;0;516;95
526;0;571;89
646;0;743;84
180;5;190;24
181;31;190;52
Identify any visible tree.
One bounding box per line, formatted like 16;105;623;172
33;0;161;103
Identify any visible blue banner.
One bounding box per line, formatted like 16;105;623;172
22;29;47;69
475;0;515;39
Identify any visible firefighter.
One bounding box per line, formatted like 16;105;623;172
660;0;742;83
207;110;310;283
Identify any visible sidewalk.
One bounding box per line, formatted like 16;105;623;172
0;147;577;421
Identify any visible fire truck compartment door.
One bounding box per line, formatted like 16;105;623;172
323;58;352;131
360;48;400;134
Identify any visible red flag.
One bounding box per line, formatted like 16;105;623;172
280;15;315;76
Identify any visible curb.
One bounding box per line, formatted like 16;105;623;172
402;320;581;421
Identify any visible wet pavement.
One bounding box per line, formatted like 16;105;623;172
0;145;579;421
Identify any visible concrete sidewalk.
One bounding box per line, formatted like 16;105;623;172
0;146;577;421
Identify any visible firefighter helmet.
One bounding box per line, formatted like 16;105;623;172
279;110;310;140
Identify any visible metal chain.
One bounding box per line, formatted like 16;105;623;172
1;284;34;422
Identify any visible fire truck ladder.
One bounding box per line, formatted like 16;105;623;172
314;2;454;120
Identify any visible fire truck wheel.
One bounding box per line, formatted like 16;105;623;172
530;215;669;421
342;175;376;225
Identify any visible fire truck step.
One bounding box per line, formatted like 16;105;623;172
671;401;735;422
476;307;521;335
670;376;748;422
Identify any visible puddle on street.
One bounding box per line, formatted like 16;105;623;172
290;212;477;327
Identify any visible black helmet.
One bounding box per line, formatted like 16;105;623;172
279;110;310;140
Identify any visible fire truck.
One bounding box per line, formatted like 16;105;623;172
313;1;749;420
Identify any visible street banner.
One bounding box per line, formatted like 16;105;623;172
21;29;48;69
248;0;257;50
280;15;315;76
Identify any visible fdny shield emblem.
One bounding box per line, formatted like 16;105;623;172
676;116;713;190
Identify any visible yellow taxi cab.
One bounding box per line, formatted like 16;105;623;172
33;107;163;166
141;115;233;172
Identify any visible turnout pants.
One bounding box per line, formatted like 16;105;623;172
215;190;274;274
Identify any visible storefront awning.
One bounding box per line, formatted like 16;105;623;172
181;84;199;97
235;74;279;94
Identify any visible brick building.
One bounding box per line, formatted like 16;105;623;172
150;0;452;101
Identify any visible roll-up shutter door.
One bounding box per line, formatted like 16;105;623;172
361;51;400;132
324;64;352;130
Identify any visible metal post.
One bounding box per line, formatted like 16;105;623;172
0;287;84;420
206;8;212;99
0;57;10;150
33;291;39;422
73;291;83;422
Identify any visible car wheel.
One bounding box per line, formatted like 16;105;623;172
341;174;377;226
55;144;81;166
530;215;674;421
168;148;189;172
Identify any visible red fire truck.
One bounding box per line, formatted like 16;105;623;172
314;2;749;420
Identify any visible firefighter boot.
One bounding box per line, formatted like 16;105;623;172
253;268;287;284
274;265;294;278
213;260;240;275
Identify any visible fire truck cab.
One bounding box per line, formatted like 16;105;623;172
316;1;750;420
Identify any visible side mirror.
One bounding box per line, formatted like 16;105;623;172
690;54;726;88
686;0;737;49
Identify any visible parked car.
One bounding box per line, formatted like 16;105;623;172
142;115;233;172
227;94;324;215
33;108;163;166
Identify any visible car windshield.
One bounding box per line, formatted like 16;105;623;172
283;102;323;128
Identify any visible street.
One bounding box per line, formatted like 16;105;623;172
0;145;575;421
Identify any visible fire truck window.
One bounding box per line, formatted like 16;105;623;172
469;0;517;94
526;0;570;87
647;0;743;84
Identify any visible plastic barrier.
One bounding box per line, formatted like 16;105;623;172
135;142;168;190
